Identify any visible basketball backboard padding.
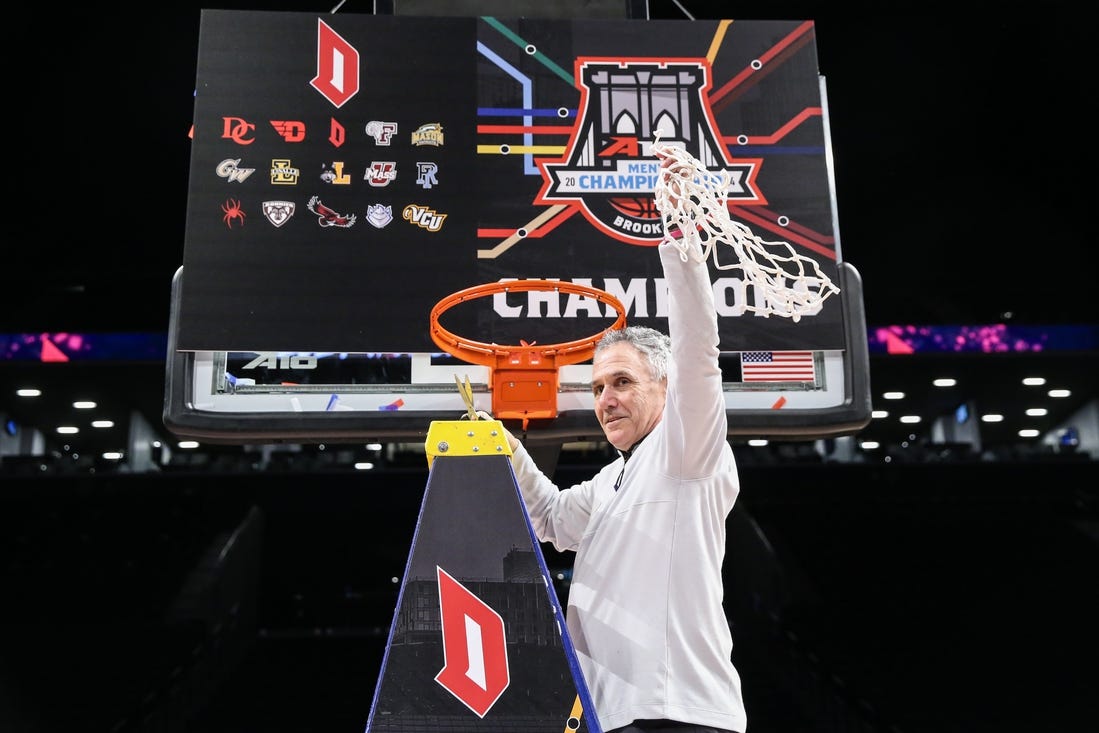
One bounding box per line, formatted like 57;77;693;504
163;263;871;446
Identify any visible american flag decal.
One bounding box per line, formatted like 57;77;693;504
740;351;816;383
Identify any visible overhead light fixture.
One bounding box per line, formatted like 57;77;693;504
1025;408;1048;417
871;409;889;419
899;415;922;424
1018;428;1040;438
1022;377;1046;386
981;414;1005;423
57;426;79;434
73;401;97;409
932;378;956;387
1048;389;1071;398
883;391;905;400
16;388;41;397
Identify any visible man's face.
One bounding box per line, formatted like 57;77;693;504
591;341;667;452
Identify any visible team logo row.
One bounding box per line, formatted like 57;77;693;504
220;196;447;232
220;117;442;148
217;158;441;189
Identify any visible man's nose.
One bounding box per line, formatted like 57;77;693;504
595;388;615;409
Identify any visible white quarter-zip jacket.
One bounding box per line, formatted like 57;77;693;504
510;241;745;733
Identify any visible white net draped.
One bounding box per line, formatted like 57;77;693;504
652;139;840;321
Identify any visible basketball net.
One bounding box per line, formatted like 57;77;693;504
652;136;840;321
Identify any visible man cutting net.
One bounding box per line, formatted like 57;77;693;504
489;143;750;733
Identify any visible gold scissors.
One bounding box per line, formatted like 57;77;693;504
454;374;478;420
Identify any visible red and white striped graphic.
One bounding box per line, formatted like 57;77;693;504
740;351;816;382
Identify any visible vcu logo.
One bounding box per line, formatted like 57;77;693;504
403;204;447;232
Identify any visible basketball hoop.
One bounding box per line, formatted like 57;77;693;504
430;280;627;429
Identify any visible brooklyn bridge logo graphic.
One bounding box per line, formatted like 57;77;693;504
536;58;763;246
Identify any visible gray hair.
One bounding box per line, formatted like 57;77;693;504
594;326;671;381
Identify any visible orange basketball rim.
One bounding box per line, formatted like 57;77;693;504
430;280;627;428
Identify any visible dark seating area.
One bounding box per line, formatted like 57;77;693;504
2;460;1097;733
733;463;1099;733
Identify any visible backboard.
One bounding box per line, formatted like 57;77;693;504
164;11;871;446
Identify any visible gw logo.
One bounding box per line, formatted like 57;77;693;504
242;354;318;370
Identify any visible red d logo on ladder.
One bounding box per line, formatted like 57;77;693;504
434;566;510;716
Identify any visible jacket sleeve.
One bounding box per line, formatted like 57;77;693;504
658;241;729;478
509;442;607;552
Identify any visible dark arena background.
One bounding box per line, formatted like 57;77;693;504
2;2;1096;733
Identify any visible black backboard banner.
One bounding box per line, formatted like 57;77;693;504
366;452;600;732
178;11;845;355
